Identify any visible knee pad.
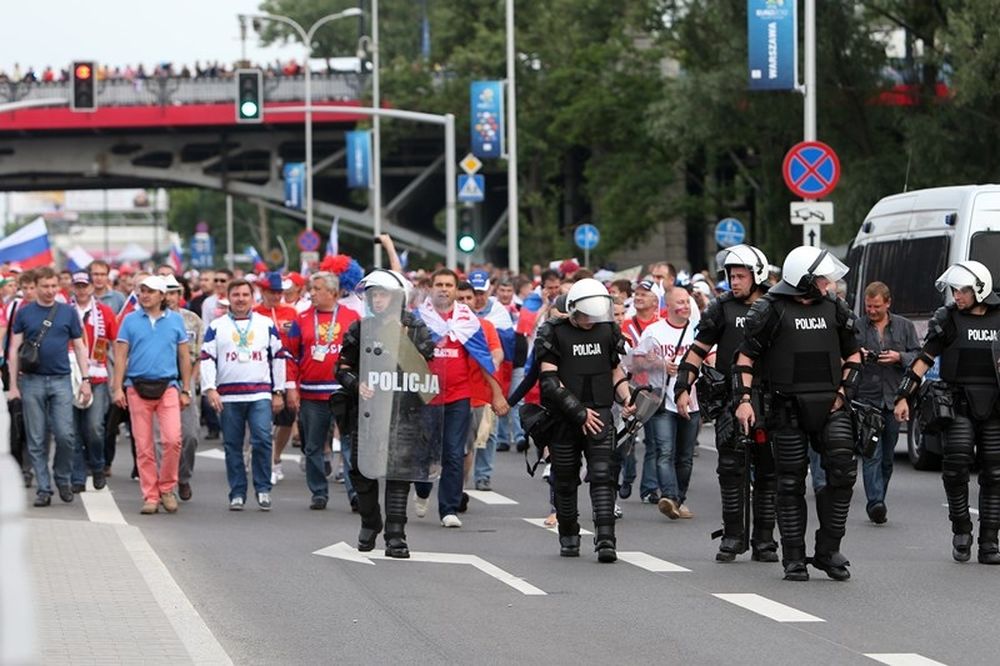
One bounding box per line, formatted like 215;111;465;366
823;409;854;444
588;460;614;485
772;428;808;473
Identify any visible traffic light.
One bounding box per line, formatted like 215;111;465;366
71;61;97;112
458;206;476;254
235;69;263;123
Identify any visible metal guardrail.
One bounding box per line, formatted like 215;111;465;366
0;73;365;107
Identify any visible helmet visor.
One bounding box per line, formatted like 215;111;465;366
935;264;979;294
569;294;614;325
813;252;849;283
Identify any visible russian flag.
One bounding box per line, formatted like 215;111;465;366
245;246;268;273
325;217;339;258
117;292;138;323
169;242;183;273
418;300;495;375
0;217;53;268
65;245;95;273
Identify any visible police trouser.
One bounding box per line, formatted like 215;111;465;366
550;407;619;541
767;395;856;563
940;401;1000;543
348;428;410;539
715;407;777;547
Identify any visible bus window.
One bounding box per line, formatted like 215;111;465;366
860;237;948;318
970;231;1000;291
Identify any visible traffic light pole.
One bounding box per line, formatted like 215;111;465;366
267;104;458;269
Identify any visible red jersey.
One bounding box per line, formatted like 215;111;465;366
285;305;360;401
429;308;472;404
253;303;298;347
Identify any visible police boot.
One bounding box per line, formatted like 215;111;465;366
594;526;617;563
751;529;779;563
781;544;809;582
384;522;410;559
357;518;383;552
812;532;851;581
952;532;973;562
716;534;747;563
977;529;1000;565
559;534;581;557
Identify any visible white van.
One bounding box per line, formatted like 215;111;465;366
846;185;1000;469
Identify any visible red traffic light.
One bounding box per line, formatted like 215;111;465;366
74;64;92;80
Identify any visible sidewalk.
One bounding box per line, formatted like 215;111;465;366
26;492;232;666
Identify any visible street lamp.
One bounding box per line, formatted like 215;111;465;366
241;7;363;233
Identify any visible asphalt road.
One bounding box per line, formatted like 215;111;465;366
26;427;1000;665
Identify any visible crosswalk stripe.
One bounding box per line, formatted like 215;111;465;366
713;593;824;623
466;489;518;505
865;654;947;666
522;518;593;536
617;551;690;573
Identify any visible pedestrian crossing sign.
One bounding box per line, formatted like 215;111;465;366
458;174;485;203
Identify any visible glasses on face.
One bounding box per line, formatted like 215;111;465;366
214;278;228;283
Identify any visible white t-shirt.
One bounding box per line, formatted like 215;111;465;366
637;317;699;414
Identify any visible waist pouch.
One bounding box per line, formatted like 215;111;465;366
916;381;954;433
962;385;998;421
133;379;171;400
852;401;884;458
793;392;837;433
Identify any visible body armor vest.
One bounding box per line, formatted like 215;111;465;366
552;320;616;408
716;297;751;376
939;307;1000;386
763;298;841;394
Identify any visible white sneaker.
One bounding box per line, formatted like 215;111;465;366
441;514;462;528
414;495;429;518
614;504;624;520
270;462;284;485
257;492;272;511
229;497;245;511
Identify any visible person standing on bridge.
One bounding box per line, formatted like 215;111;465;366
734;247;861;582
894;261;1000;565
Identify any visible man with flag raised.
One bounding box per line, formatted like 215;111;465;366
416;269;509;528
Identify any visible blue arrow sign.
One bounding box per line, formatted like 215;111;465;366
574;224;600;251
714;218;746;248
458;174;485;203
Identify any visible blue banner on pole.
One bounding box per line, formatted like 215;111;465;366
747;0;797;91
345;130;372;189
283;162;305;210
190;233;215;269
470;80;504;159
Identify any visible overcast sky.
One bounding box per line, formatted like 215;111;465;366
3;0;307;73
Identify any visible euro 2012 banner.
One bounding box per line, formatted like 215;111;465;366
747;0;796;91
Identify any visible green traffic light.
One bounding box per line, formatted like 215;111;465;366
458;235;476;253
240;101;259;118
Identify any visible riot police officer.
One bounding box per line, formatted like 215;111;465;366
537;279;634;562
894;260;1000;564
336;269;437;558
733;246;862;581
675;244;778;563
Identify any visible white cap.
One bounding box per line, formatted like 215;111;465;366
140;275;168;293
162;274;182;291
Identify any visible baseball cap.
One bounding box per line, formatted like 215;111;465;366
163;274;182;291
72;272;91;285
469;270;491;292
262;271;284;292
139;275;167;293
635;279;655;292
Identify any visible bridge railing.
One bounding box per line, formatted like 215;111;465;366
0;73;365;107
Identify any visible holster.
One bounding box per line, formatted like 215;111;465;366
850;401;883;458
520;403;556;476
915;381;954;433
695;364;729;421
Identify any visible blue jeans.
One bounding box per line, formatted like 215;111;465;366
809;447;826;492
474;407;496;483
861;407;900;507
640;410;700;504
72;382;109;485
299;399;357;502
437;399;471;517
21;373;77;496
220;399;273;500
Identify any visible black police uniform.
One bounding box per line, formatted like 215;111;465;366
738;292;860;580
913;303;1000;563
682;291;778;561
537;317;624;561
335;310;436;558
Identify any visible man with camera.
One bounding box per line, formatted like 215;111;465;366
856;281;919;524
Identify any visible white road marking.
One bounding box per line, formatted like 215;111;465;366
617;551;690;573
941;503;978;516
314;541;546;596
713;593;824;623
466;489;518;505
196;448;301;463
522;518;593;535
79;478;127;525
865;654;947;666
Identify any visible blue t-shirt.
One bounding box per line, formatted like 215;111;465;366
117;308;189;386
13;301;83;376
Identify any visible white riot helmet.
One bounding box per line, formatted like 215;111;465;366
771;246;848;298
360;269;412;315
566;278;614;324
935;260;1000;305
718;244;769;287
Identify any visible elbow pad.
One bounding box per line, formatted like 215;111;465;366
336;366;359;395
540;371;587;426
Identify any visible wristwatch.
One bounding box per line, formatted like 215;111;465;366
181;389;192;397
81;377;91;384
273;389;285;397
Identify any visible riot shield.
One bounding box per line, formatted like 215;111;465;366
616;339;667;454
357;295;442;482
